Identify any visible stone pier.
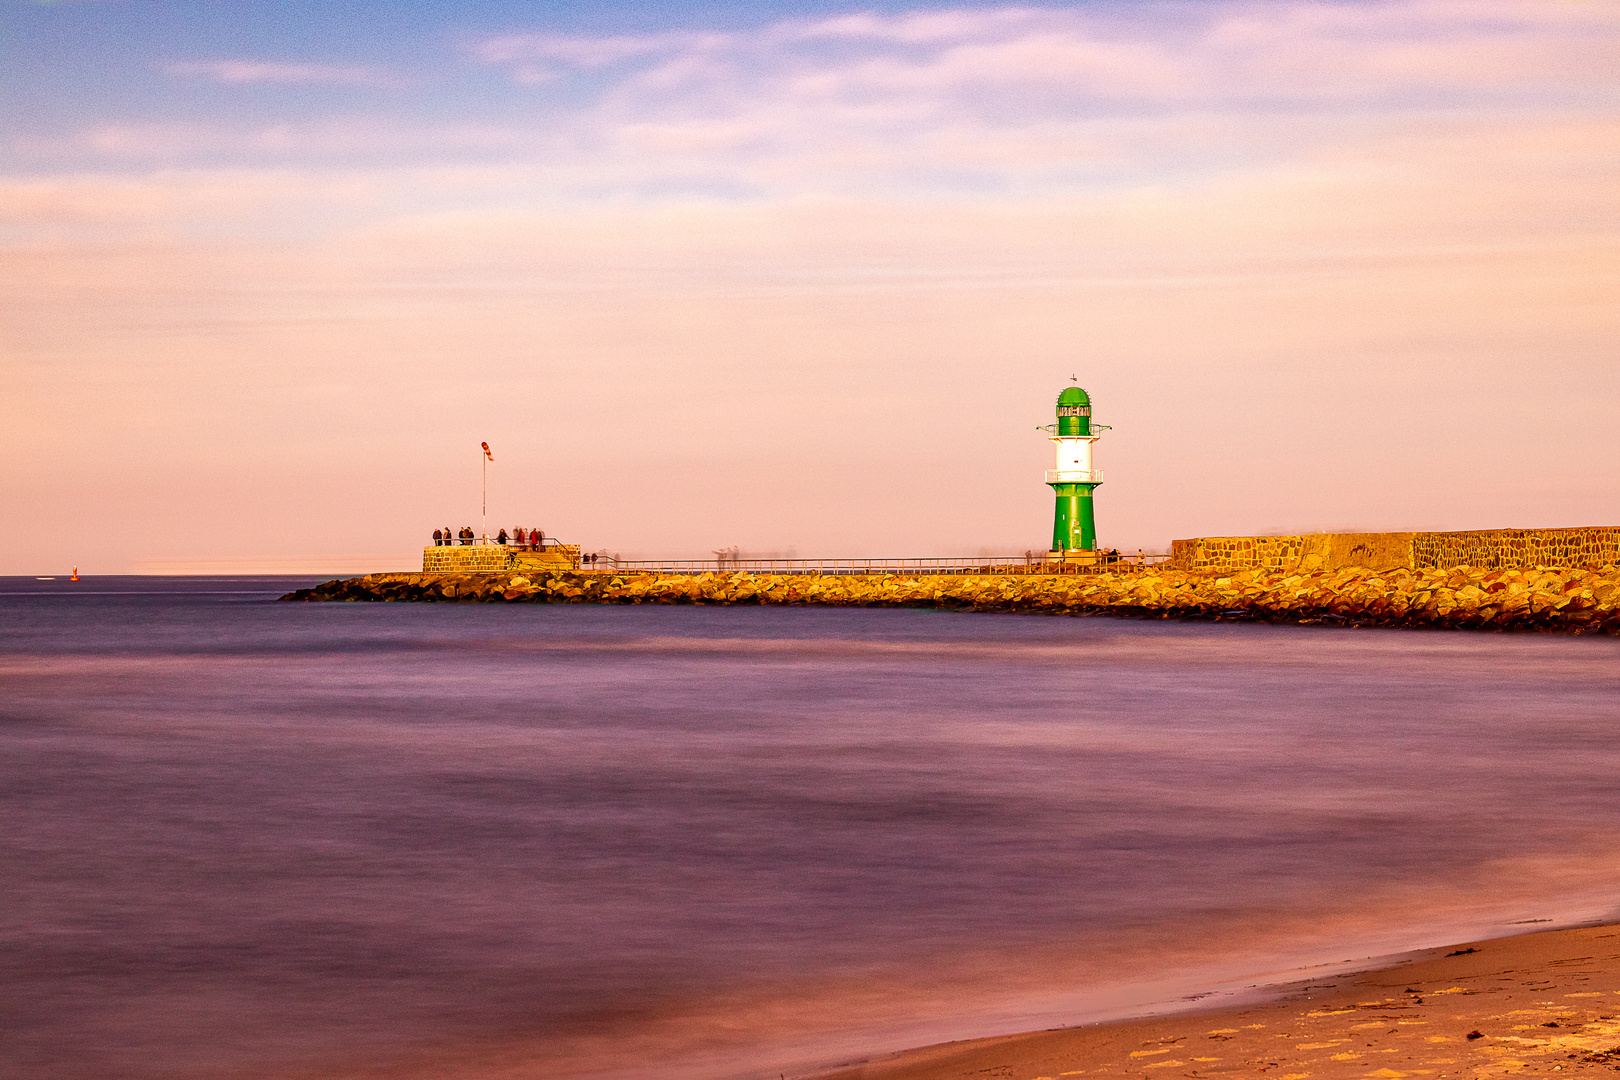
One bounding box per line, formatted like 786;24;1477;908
1169;527;1620;573
422;544;581;573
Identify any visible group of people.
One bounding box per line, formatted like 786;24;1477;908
498;527;547;549
430;527;547;549
432;527;476;546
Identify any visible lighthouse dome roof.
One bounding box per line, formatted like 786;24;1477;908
1057;386;1091;406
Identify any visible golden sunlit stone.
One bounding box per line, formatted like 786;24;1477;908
284;565;1620;633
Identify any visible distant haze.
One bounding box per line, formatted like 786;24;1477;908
2;0;1616;574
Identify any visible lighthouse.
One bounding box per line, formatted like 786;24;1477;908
1044;385;1105;554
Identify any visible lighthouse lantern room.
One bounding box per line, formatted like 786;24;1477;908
1044;385;1105;554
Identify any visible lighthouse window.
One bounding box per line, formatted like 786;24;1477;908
1056;406;1090;417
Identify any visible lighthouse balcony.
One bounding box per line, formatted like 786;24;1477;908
1046;469;1104;484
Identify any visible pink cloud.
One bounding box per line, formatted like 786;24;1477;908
475;2;1619;114
473;31;719;67
164;59;399;87
781;8;1057;46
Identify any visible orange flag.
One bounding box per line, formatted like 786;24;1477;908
481;441;494;461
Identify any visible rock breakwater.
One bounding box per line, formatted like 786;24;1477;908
282;564;1620;633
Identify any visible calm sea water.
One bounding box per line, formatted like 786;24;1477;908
4;576;1620;1080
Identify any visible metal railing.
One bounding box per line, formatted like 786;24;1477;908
427;535;568;550
421;537;1172;575
577;553;1170;575
1045;469;1104;483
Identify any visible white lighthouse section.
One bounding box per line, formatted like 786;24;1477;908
1045;435;1103;484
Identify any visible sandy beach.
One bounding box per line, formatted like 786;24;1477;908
819;924;1620;1080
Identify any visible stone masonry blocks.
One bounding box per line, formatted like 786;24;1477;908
1169;527;1620;573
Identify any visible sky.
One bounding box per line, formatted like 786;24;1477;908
2;0;1617;574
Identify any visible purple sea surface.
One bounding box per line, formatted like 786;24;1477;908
3;576;1620;1080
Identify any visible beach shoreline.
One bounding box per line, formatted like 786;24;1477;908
810;922;1620;1080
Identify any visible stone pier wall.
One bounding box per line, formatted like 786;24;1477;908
1410;528;1620;570
422;545;581;573
1169;527;1620;572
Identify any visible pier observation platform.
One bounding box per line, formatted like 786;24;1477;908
424;538;583;574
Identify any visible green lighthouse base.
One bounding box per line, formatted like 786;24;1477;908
1049;482;1098;553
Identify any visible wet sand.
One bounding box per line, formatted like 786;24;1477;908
818;924;1620;1080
